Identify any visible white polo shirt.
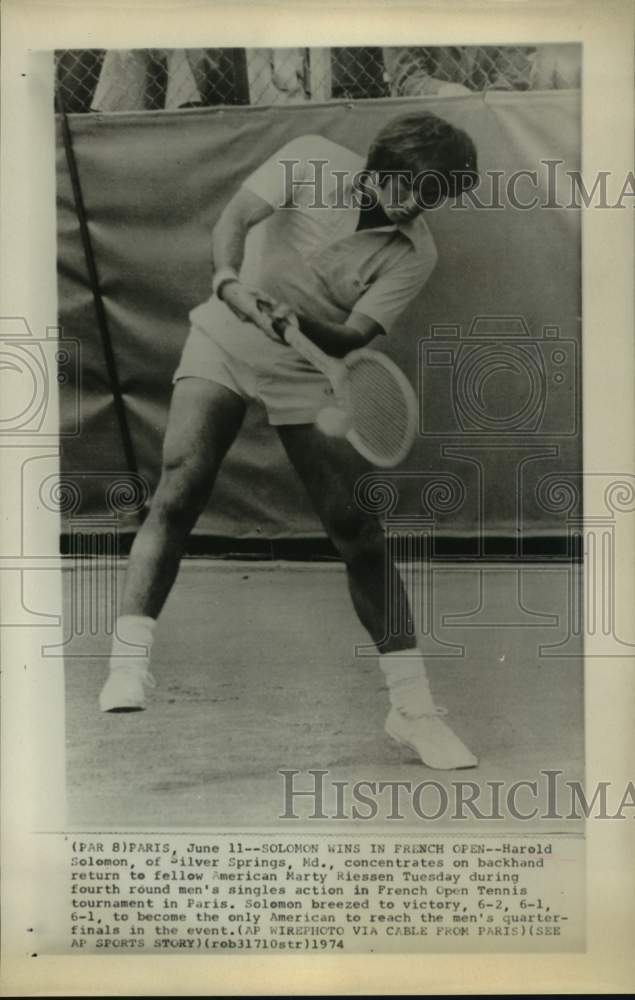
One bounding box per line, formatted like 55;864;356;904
190;133;438;346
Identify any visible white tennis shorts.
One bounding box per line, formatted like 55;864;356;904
174;300;335;426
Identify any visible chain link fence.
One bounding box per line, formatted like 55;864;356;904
55;44;581;113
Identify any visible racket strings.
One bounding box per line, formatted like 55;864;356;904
346;356;413;461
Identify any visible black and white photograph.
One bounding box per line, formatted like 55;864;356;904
1;0;634;993
55;41;586;828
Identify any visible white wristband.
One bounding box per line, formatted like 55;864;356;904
212;267;239;299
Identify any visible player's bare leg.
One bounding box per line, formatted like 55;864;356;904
278;425;413;653
99;377;246;711
278;423;477;769
120;378;246;618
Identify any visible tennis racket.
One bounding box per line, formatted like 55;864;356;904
264;308;418;468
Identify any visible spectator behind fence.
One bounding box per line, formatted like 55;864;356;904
529;44;581;90
90;47;308;111
72;44;581;114
383;45;580;95
91;50;201;111
383;47;471;97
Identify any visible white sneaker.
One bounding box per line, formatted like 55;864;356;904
385;706;478;770
99;662;156;712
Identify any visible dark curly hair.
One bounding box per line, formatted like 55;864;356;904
365;111;478;202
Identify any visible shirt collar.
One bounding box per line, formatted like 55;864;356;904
396;213;432;253
341;173;432;253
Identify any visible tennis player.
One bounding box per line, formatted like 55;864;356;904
100;111;479;770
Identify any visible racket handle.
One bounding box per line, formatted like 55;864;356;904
276;317;340;380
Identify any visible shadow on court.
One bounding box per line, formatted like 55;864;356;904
64;560;583;832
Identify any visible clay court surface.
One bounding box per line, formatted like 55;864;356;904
64;559;583;832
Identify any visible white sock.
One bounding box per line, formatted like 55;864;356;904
109;615;156;669
379;650;438;717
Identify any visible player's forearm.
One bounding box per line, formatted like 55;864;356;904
211;210;248;275
212;191;274;278
294;313;369;358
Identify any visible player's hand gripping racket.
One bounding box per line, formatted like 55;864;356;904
263;307;418;468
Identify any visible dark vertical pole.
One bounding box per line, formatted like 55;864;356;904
230;48;251;104
56;87;139;477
